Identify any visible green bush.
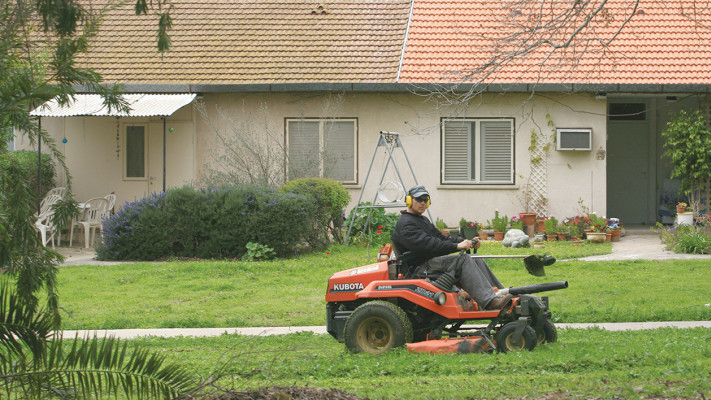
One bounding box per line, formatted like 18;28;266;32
345;202;400;246
97;186;317;261
0;150;56;208
656;221;711;254
280;178;350;249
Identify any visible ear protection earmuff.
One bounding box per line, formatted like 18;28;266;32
406;195;431;208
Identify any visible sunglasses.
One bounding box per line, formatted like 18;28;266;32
414;196;430;203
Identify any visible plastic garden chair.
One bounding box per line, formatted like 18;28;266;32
70;197;109;248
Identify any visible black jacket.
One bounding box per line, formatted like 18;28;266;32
390;210;465;267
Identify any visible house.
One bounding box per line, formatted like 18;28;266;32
21;0;711;228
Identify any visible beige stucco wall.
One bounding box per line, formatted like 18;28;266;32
26;91;606;226
19;105;195;208
193;91;607;226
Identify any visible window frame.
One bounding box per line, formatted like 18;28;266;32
440;117;515;185
284;117;358;184
122;123;148;181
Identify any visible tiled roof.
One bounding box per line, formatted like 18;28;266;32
79;0;412;84
399;0;711;85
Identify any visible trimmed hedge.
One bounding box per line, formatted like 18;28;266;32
96;186;318;261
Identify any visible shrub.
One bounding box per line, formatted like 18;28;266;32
655;221;711;254
0;150;56;208
345;202;400;246
97;186;317;260
280;178;350;248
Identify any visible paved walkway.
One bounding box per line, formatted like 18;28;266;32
55;230;711;339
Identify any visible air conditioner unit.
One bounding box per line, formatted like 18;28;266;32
556;128;592;151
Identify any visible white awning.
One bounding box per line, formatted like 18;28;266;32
29;93;196;117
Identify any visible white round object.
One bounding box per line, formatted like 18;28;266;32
377;181;405;203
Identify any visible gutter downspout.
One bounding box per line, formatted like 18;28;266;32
396;0;415;82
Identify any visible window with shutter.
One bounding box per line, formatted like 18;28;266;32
441;118;513;184
286;118;357;183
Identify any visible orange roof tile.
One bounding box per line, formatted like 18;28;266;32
399;0;711;85
79;0;412;85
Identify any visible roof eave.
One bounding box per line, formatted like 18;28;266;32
72;83;711;94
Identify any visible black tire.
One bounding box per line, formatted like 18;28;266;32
344;301;413;354
536;319;558;345
496;322;537;353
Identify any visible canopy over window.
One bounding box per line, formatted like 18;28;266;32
30;93;196;117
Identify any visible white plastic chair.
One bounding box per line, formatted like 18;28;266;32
70;197;109;248
104;193;116;214
34;194;63;247
45;187;67;199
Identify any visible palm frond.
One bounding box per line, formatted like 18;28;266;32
2;334;195;399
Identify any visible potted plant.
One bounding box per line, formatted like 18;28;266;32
510;215;523;231
662;110;711;215
543;216;558;240
435;217;449;236
586;214;608;243
488;210;509;240
459;218;482;239
676;202;687;214
608;218;623;242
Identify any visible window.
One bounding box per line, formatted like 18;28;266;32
286;118;357;183
609;103;646;121
441;118;514;184
124;125;147;179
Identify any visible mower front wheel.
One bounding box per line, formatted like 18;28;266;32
496;322;537;353
536;319;557;345
344;301;413;354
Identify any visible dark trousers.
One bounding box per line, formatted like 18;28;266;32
415;254;504;308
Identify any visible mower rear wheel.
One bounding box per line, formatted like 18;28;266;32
536;319;557;345
344;301;413;354
496;322;537;353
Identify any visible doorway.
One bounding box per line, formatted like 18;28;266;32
606;100;653;225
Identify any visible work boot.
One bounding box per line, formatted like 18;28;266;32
485;294;512;310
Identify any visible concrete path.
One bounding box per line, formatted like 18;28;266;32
59;321;711;340
576;228;711;261
55;230;711;339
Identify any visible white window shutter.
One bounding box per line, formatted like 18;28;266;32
288;121;320;179
443;121;471;182
480;121;513;183
323;121;355;182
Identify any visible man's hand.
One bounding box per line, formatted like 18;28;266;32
456;238;481;251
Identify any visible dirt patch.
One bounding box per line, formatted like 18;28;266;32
212;385;369;400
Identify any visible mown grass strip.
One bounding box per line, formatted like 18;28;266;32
54;244;710;329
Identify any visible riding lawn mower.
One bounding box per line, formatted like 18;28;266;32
325;249;568;354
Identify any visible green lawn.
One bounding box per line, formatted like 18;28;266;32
54;243;710;329
47;242;711;399
130;328;711;399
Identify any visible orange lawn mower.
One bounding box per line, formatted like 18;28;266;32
325;249;567;354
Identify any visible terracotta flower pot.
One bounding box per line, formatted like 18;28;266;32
676;206;686;214
520;213;537;226
610;229;621;242
546;235;557;241
478;231;489;241
557;232;568;241
606;233;612;242
493;231;505;241
536;217;546;233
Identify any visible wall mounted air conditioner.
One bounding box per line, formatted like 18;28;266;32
556;128;592;151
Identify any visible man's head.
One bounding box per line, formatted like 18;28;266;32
407;185;430;214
